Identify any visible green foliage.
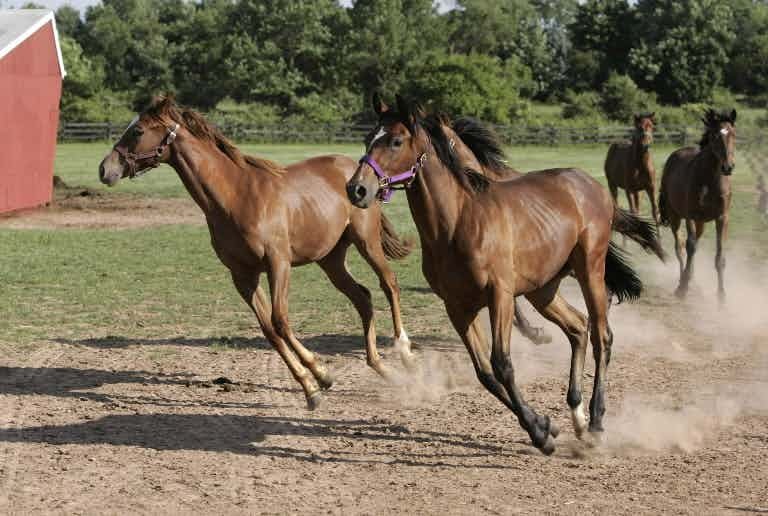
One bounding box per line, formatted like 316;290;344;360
561;90;602;120
600;73;657;122
628;0;735;104
405;53;530;124
208;98;283;126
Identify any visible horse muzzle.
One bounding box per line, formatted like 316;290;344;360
722;163;734;175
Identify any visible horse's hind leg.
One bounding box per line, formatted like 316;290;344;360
678;219;704;297
231;272;321;409
646;185;660;226
349;209;415;369
266;257;335;391
317;240;393;379
670;216;685;283
571;240;612;434
715;215;728;303
525;285;589;439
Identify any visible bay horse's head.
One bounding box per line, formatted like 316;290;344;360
347;93;427;208
700;108;737;175
99;96;181;186
348;93;487;208
633;112;655;150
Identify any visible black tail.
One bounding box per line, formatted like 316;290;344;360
658;187;670;226
605;241;643;303
612;207;666;261
380;212;413;260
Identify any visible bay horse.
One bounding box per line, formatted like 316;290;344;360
98;96;415;410
659;109;736;301
348;95;664;455
605;113;659;224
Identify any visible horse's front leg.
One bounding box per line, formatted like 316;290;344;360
231;272;320;409
488;285;557;454
268;256;334;396
715;215;728;303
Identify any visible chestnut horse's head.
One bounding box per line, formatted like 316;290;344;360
98;96;180;186
347;93;428;208
633;112;655;150
700;108;737;175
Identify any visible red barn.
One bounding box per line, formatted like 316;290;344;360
0;9;65;214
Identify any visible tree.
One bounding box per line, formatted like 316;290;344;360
55;5;83;39
80;0;176;104
600;73;656;122
404;53;530;123
724;0;768;95
628;0;735;104
345;0;446;101
568;0;634;90
448;0;554;98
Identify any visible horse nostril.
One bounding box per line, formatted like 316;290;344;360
354;184;367;201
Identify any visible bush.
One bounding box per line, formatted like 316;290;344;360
404;53;531;124
208;98;282;125
561;90;602;120
600;73;657;122
286;89;361;124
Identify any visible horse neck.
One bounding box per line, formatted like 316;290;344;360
406;153;466;247
631;137;651;169
168;136;251;216
697;145;729;190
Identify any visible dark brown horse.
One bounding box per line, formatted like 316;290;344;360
605;113;659;223
98;96;415;409
348;95;664;454
659;109;736;301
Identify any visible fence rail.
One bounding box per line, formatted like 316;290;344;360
57;121;761;146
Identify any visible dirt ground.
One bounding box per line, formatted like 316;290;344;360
0;179;203;230
1;190;767;515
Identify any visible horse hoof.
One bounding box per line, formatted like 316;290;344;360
548;420;560;439
588;421;604;434
674;287;687;299
718;291;726;305
306;391;322;411
317;372;334;391
539;435;556;456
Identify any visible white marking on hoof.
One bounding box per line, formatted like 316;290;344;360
571;402;588;439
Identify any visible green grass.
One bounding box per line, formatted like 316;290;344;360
3;142;765;347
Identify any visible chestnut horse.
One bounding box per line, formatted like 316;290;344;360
605;113;659;224
659;109;736;301
98;97;415;409
348;95;664;454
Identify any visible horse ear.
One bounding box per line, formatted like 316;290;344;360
633;114;640;124
730;109;737;124
650;112;656;121
372;92;387;116
395;94;416;132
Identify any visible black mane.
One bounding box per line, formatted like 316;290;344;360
417;114;490;194
451;117;508;172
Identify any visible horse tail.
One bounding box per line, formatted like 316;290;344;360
380;211;413;260
612;207;666;261
604;241;643;303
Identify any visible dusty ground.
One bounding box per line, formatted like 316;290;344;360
1;189;767;515
0;179;203;229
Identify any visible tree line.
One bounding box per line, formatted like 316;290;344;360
48;0;768;125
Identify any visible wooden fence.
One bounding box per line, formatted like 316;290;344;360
58;121;756;147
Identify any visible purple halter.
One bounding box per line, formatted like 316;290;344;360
358;153;427;202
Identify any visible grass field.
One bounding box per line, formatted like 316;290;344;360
2;142;767;346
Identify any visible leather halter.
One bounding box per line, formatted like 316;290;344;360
358;153;427;202
114;123;180;178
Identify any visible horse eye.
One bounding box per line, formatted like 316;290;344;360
392;137;403;148
133;126;144;136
